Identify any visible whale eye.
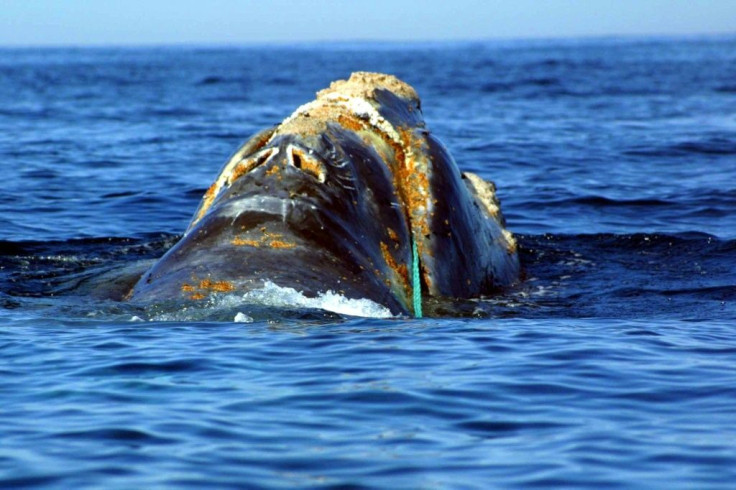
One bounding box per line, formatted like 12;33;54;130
288;146;326;183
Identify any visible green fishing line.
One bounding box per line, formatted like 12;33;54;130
412;238;423;318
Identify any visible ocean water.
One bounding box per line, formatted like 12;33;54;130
1;37;735;488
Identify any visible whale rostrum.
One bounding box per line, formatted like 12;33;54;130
129;72;520;316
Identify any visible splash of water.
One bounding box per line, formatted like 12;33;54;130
146;281;394;321
237;281;394;319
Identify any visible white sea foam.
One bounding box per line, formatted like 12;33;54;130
237;281;394;319
233;312;254;323
147;281;394;321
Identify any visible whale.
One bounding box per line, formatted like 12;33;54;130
128;72;520;316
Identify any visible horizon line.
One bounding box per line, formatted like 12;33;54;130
1;31;734;50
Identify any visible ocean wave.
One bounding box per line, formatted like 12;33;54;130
624;137;736;157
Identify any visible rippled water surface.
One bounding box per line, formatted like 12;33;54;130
1;37;736;488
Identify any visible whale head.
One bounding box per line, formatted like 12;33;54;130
130;73;519;316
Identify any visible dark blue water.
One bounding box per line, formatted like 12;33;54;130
2;37;736;488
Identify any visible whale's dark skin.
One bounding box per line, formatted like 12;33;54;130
129;73;520;316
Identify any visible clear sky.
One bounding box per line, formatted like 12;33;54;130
1;0;734;46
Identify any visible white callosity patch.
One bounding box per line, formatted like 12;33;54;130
286;144;327;183
216;147;279;195
462;171;518;255
462;172;501;221
275;94;402;146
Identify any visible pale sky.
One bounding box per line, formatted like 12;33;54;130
1;0;734;46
